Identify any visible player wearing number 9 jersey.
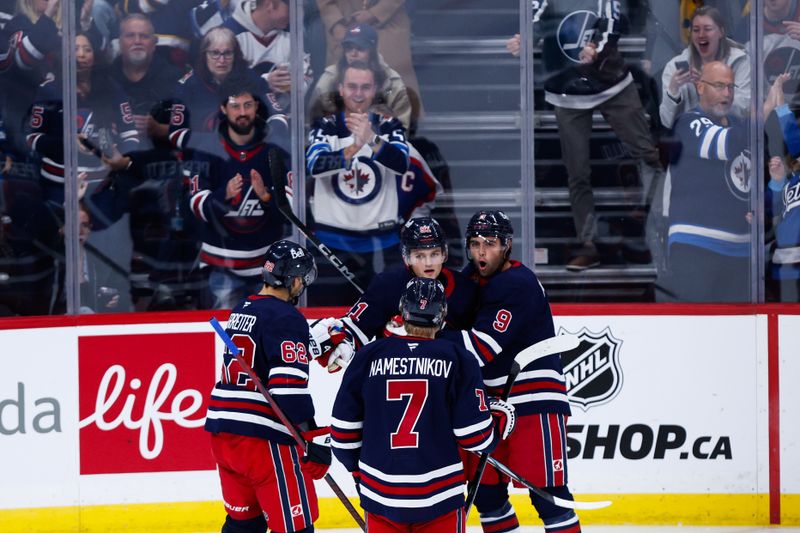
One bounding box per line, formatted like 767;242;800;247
331;278;513;531
439;210;581;533
204;240;329;533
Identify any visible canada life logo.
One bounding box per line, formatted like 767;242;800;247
78;332;217;474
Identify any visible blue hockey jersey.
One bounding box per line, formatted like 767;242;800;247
341;266;478;348
667;108;750;256
331;335;495;523
188;126;288;277
440;261;570;417
205;294;314;444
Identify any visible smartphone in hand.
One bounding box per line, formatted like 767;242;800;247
675;60;689;72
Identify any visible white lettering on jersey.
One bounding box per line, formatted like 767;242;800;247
369;357;453;378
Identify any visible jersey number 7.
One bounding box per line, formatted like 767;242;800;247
387;379;428;449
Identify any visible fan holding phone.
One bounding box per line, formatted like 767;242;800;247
659;6;750;128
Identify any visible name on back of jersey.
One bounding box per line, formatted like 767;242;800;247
369;357;453;378
227;312;257;333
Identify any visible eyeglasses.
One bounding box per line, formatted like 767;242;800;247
699;80;737;92
206;50;235;60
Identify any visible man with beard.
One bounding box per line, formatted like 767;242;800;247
189;79;289;309
658;62;786;302
110;14;185;149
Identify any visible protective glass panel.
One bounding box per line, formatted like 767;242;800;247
303;0;523;305
0;0;66;316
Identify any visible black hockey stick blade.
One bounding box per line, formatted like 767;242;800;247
464;361;521;516
210;318;367;530
483;454;612;511
267;148;365;294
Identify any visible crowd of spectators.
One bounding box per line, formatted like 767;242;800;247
0;0;799;315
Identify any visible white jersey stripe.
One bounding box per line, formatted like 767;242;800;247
359;485;463;509
359;461;462;484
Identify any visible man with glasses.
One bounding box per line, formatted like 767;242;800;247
658;62;787;302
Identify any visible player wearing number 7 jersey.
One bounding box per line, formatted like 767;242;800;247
439;210;582;533
204;240;331;533
331;278;515;532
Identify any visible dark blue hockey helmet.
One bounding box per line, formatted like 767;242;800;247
399;277;448;328
261;240;317;290
400;217;448;260
465;210;514;259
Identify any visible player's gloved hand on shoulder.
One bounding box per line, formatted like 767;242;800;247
301;427;331;480
383;314;408;337
326;327;355;373
489;397;516;440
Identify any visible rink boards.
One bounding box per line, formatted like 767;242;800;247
0;305;798;532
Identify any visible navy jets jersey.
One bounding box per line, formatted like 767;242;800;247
667;108;750;256
537;0;631;107
341;266;478;348
441;261;570;417
189;133;289;277
331;335;495;523
205;294;314;444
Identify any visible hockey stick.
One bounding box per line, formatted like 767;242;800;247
515;334;580;369
482;454;612;511
464;360;519;517
209;318;367;531
464;334;580;517
267;148;365;295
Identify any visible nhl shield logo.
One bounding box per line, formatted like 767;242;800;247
557;326;623;411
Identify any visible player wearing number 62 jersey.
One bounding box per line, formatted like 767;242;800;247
331;278;514;531
204;240;330;533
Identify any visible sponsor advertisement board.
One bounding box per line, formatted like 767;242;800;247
0;311;795;524
780;315;800;494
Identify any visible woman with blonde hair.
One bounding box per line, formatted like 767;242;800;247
659;5;750;128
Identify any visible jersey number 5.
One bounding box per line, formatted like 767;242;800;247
221;334;257;391
386;379;428;449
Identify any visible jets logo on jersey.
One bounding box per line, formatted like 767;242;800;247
558;326;623;411
725;149;751;201
332;158;383;204
785;180;800;214
557;10;597;62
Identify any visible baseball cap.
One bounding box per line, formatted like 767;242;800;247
342;24;378;50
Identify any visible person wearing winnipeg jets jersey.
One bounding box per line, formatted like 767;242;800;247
440;210;581;533
307;60;442;305
310;217;477;374
507;0;663;272
658;62;787;302
189;80;289;309
331;278;515;531
205;240;331;533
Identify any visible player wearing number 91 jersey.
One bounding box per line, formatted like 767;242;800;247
331;278;510;530
205;240;329;533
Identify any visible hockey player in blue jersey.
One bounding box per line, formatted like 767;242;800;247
205;239;331;533
330;277;516;532
309;216;478;373
440;210;580;533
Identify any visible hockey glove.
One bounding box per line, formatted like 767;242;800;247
489;397;516;440
326;327;355;373
308;317;340;361
383;314;408;337
301;427;332;480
